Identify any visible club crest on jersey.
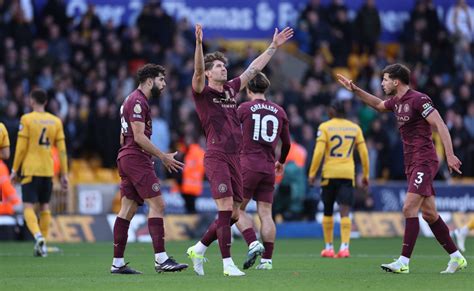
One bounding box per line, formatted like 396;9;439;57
19;124;23;131
152;183;160;192
218;183;228;193
404;104;410;113
134;104;142;114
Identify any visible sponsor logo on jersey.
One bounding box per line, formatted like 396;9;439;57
397;116;410;122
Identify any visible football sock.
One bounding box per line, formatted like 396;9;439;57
262;242;274;260
39;210;51;239
112;257;125;268
340;217;351;249
155;252;169;264
261;258;272;263
201;220;218;247
216;211;232;259
194;241;208;254
223;257;235;268
340;243;349;251
449;250;463;259
113;217;130;258
242;228;257;246
401;217;419;258
148;217;165;253
24;207;41;238
468;218;474;230
398;255;410;266
322;216;334;248
429;216;457;254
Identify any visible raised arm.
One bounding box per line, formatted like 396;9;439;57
130;121;184;173
192;24;205;94
336;74;389;112
239;27;294;91
425;110;462;174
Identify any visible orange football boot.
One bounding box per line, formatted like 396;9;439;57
335;249;350;258
320;249;335;258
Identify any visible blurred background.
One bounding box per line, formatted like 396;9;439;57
0;0;473;242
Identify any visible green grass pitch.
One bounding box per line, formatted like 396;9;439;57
0;238;472;290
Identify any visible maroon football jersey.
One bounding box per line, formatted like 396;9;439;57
118;89;152;159
192;78;242;154
238;99;290;173
384;89;438;169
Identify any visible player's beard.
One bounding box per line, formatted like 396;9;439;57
151;83;161;99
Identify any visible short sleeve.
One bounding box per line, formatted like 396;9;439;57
414;95;435;118
356;126;365;144
18;116;29;138
129;99;147;123
228;77;241;94
316;125;327;143
0;123;10;148
383;97;395;111
56;119;65;141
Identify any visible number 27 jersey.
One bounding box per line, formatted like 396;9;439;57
238;99;289;173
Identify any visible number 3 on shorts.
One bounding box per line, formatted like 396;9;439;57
415;172;424;184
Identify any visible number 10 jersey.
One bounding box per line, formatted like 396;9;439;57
238;99;290;174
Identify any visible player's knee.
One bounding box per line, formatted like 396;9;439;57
422;211;437;224
323;204;334;216
402;205;416;217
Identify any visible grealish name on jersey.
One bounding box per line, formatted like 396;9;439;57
250;103;279;114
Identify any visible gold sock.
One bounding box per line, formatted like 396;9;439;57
468;218;474;230
340;217;352;245
322;216;334;246
24;208;41;238
39;210;52;239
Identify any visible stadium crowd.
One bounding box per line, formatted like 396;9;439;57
0;0;473;189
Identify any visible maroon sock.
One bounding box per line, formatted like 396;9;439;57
262;242;274;260
201;220;218;247
401;217;419;258
148;217;165;253
242;228;257;246
113;217;130;258
216;211;232;259
429;216;458;254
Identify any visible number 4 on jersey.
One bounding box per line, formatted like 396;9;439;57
38;127;50;146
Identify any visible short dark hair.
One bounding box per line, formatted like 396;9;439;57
382;63;411;85
329;100;346;117
30;89;48;105
136;64;166;84
247;72;270;94
204;52;227;71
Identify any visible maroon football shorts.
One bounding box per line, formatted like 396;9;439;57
242;168;275;204
204;151;243;203
117;154;161;205
406;163;438;197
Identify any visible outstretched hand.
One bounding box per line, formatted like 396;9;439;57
195;24;203;44
161;151;185;173
336;74;355;92
272;27;294;47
